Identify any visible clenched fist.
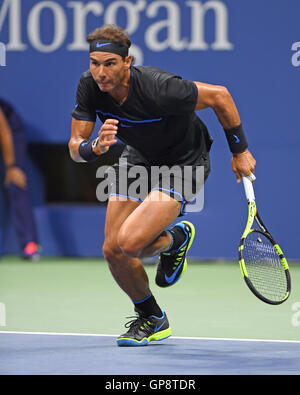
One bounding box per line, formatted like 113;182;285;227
93;119;119;154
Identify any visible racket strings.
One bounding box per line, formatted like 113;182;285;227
243;232;287;302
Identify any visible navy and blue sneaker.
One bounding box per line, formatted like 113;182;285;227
155;221;195;287
116;310;171;347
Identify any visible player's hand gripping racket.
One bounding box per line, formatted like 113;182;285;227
239;174;291;304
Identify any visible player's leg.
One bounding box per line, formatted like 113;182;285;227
117;190;195;287
103;195;174;346
102;196;151;302
151;154;210;287
117;190;181;257
103;196;169;318
103;160;169;317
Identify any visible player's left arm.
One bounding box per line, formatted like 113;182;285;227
193;81;256;183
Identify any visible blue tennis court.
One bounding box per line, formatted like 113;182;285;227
1;331;300;375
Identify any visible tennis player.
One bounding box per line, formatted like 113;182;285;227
69;25;256;346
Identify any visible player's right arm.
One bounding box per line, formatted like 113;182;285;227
68;118;94;162
69;73;118;162
68;118;118;162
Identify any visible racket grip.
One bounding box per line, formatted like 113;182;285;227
242;173;256;202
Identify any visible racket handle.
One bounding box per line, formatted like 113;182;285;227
242;173;256;202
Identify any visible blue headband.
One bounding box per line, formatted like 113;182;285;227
89;40;129;58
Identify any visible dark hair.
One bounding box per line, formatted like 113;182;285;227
87;24;131;48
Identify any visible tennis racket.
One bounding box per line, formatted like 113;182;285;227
238;174;291;305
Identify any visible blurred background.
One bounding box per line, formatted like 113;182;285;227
0;0;299;260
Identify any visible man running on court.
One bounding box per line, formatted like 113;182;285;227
68;25;256;346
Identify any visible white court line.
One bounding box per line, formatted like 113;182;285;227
0;331;300;344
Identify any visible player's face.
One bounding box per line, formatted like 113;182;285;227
89;52;131;92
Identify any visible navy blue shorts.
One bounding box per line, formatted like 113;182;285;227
105;146;210;216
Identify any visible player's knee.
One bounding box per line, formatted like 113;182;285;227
102;240;124;262
117;229;141;258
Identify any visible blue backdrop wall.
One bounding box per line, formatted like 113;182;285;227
0;0;299;259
